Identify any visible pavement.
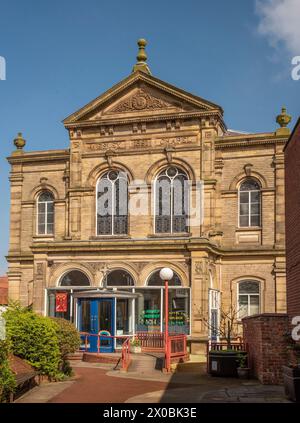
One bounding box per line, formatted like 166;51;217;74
15;359;290;404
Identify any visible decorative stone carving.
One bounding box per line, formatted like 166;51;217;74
35;263;44;278
111;89;172;113
132;262;147;272
244;163;253;176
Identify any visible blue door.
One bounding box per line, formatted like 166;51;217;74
79;298;115;353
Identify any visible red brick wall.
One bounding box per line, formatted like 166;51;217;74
285;120;300;319
0;275;8;305
243;313;288;384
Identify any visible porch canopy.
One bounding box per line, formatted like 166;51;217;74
72;288;141;299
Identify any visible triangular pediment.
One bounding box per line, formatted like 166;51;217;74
63;71;223;126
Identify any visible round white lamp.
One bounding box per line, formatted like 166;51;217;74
159;267;174;282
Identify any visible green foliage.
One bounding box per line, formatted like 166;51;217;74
130;337;141;347
51;317;81;359
4;305;61;378
0;340;16;402
236;352;248;368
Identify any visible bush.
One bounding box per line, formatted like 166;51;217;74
51;317;81;359
4;305;61;378
51;317;80;376
0;340;16;402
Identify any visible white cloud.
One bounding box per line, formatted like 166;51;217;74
256;0;300;55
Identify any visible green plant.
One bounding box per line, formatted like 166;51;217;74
0;340;16;402
4;304;61;378
130;337;141;347
236;353;248;368
50;317;80;376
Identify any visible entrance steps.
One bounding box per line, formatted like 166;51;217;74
129;353;164;373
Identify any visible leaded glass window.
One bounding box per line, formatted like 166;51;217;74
155;167;189;234
97;170;128;235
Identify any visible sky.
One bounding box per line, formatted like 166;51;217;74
0;0;299;274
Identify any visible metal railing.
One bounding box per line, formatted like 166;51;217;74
136;331;165;351
165;334;187;372
79;332;131;371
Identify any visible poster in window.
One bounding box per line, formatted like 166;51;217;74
55;292;68;312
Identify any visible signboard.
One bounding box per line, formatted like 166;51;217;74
55;292;68;312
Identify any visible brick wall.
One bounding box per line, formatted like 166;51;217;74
243;313;288;384
284;118;300;319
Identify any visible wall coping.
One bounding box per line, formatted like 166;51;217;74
242;313;288;321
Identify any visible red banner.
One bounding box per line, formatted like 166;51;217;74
55;292;68;312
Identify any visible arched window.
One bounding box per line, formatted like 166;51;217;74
239;179;261;227
60;270;90;286
147;270;182;286
96;170;128;235
155;167;188;234
37;191;54;235
106;269;134;287
238;280;260;319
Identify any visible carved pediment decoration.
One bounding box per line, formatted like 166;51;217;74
109;89;173;113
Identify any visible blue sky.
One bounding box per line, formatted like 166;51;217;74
0;0;299;274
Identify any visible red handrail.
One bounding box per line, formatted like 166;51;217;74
79;332;131;371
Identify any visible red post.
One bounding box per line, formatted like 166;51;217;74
165;280;170;372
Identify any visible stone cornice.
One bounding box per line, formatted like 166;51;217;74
26;238;285;258
64;110;225;130
216;134;288;149
7;149;69;164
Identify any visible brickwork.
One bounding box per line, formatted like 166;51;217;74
243;314;289;384
284;118;300;319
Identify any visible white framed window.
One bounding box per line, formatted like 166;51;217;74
154;166;189;234
239;179;261;227
96;170;128;235
238;280;260;319
37;191;54;235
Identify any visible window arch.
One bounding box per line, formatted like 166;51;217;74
106;269;134;287
155;166;189;234
238;280;260;318
239;178;261;227
60;270;90;286
147;269;182;286
37;191;54;235
96;170;128;235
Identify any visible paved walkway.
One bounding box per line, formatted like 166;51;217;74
15;362;289;404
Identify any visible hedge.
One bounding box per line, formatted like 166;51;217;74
4;305;61;378
0;340;16;402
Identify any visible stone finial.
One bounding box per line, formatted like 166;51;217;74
276;107;292;136
132;38;152;75
13;132;26;151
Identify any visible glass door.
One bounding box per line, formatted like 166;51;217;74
78;298;115;353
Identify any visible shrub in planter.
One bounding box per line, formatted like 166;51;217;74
4;304;61;378
236;352;250;379
0;340;16;402
130;338;142;353
51;317;81;376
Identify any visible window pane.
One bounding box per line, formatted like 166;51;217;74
239;295;249;318
106;270;134;286
47;211;54;224
135;288;161;332
38;223;45;234
240;203;249;215
239;215;249;227
39;191;54;202
60;270;90;286
38;203;46;213
240;179;260;191
148;270;182;286
47;223;54;234
47;202;54;213
251;191;260;202
251;203;260;215
239;192;249;203
250;295;259;315
239;281;259;294
251;215;260;226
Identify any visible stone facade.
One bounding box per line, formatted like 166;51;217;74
6;44;289;352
